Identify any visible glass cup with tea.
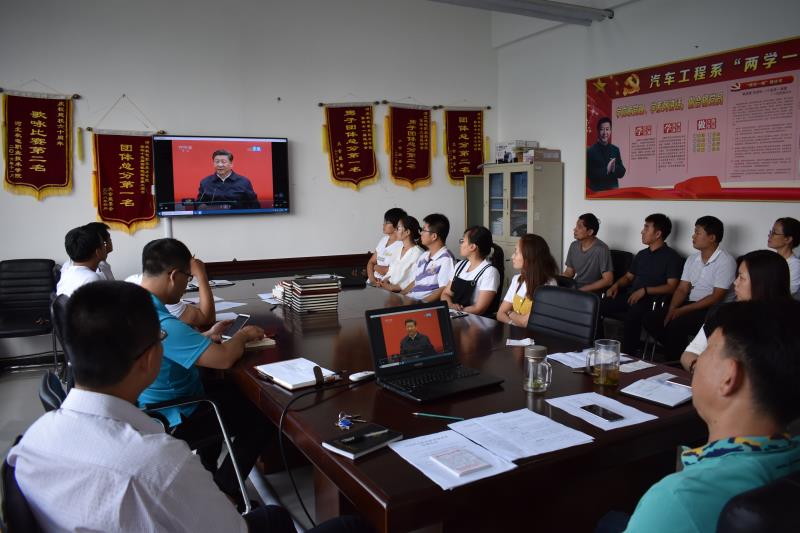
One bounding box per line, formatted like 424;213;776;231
585;339;621;387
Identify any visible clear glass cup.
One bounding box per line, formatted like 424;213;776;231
585;339;621;387
523;345;552;393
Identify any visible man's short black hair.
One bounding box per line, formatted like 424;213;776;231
645;213;672;240
597;117;612;131
405;318;417;326
578;213;600;236
384;208;407;227
710;300;800;426
695;215;724;243
85;222;111;242
66;281;160;388
142;238;192;276
65;226;103;262
212;149;233;162
423;213;450;242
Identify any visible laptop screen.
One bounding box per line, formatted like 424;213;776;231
365;301;456;373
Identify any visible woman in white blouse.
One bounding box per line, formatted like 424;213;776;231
380;215;424;293
441;226;502;316
767;217;800;296
497;234;558;327
679;250;792;372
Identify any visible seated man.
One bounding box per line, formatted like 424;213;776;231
60;222;115;280
8;282;368;533
644;216;736;360
138;238;269;509
562;213;613;292
56;225;106;296
622;300;800;532
126;255;216;327
405;213;455;302
399;318;434;356
197;149;259;209
600;214;682;355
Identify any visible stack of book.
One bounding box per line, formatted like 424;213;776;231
289;277;341;313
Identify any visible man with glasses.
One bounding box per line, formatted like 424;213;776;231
405;213;455;302
138;238;270;510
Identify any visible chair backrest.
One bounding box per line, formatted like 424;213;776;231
554;275;578;289
38;370;66;412
50;293;75;390
486;243;506;316
716;471;800;532
527;285;600;346
2;452;44;532
609;250;633;283
0;259;56;313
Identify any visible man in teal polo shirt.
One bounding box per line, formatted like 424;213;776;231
622;299;800;532
138;238;268;510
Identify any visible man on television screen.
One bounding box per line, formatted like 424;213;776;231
197;149;259;209
399;318;435;356
586;117;626;192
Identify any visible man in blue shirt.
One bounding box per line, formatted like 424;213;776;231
197;149;259;209
138;238;268;510
620;299;800;532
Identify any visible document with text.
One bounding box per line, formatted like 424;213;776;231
546;392;657;431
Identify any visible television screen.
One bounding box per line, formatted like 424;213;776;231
153;135;289;217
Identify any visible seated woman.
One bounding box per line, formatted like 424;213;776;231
498;234;557;327
441;226;502;315
680;249;791;372
767;216;800;296
380;215;425;293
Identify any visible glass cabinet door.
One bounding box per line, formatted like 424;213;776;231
488;172;505;237
509;171;528;236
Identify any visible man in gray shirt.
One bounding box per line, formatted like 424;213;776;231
563;213;614;292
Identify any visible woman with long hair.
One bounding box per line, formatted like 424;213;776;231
680;249;792;372
380;215;425;293
441;226;502;315
767;217;800;295
497;234;558;327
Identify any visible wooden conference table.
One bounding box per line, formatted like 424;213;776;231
213;279;705;532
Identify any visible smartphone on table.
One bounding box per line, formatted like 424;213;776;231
221;314;250;342
581;404;624;422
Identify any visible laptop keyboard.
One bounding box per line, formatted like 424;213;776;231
389;365;479;391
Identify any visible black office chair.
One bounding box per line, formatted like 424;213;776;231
716;471;800;532
609;249;633;284
38;370;67;412
527;285;599;346
2;438;44;533
0;260;57;366
486;243;506;317
50;294;72;385
554;275;578;289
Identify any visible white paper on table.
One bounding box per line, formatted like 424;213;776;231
506;338;534;347
547;349;633;369
258;293;281;304
546;392;657;431
621;372;692;407
449;409;593;462
214;301;247;312
389;430;516;490
181;295;223;304
619;360;656;373
216;312;238;321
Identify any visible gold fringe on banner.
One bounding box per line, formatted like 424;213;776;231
100;217;158;235
321;125;329;153
431;121;438;158
77;127;84;162
383;115;390;154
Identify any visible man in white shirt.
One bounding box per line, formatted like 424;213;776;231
60;222;116;280
405;214;455;302
644;216;736;360
56;225;106;296
8;281;369;533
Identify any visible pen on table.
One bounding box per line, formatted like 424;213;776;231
340;429;389;443
412;412;465;421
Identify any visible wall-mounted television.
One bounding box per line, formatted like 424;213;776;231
153;135;289;217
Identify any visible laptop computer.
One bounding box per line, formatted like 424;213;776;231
365;301;503;402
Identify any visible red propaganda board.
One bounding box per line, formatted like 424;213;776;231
586;36;800;200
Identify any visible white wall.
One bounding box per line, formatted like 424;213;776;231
495;0;800;262
0;0;496;278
